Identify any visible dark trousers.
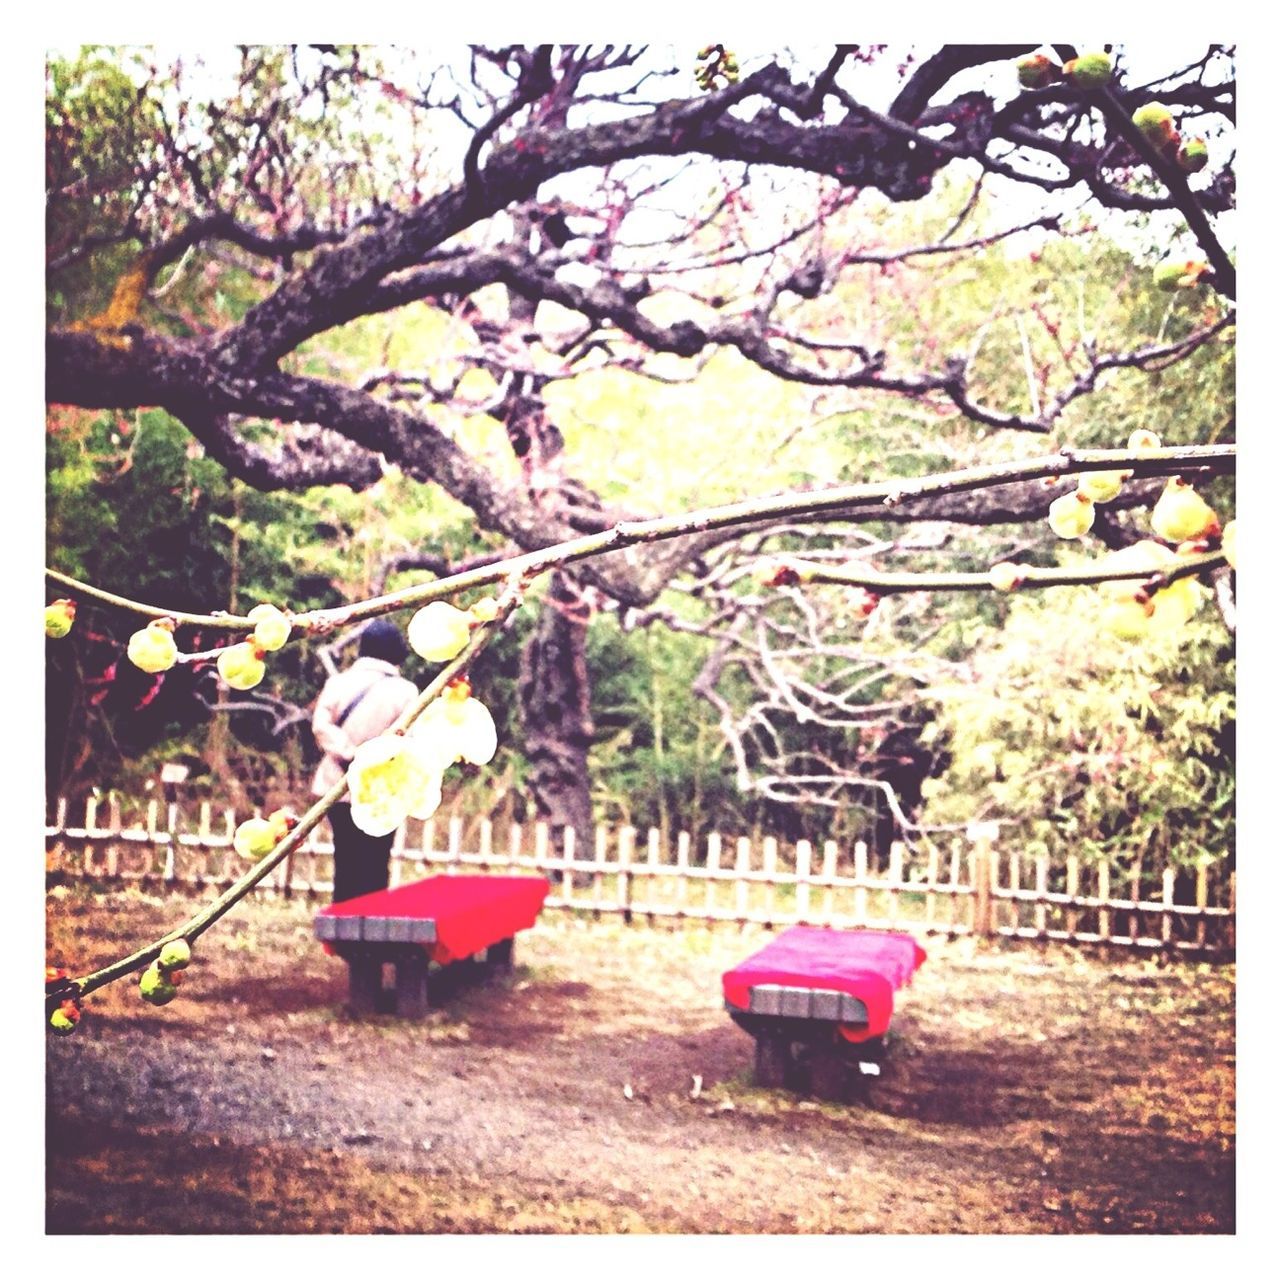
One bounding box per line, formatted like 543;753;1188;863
329;803;394;903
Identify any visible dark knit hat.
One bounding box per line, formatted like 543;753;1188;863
358;618;408;664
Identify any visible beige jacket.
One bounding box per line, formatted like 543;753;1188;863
311;657;418;796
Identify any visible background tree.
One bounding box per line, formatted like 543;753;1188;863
46;43;1235;855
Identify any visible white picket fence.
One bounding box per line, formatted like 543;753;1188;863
44;794;1235;955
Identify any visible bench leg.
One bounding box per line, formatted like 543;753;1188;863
754;1033;792;1088
808;1047;850;1103
346;956;382;1016
394;950;431;1019
487;937;514;973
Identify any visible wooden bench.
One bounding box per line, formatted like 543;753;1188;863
722;926;927;1101
315;874;550;1018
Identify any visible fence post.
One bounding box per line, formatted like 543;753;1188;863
618;826;635;922
79;795;98;876
795;839;812;923
1065;854;1080;938
762;835;778;923
822;840;838;923
853;841;868;923
676;830;691;914
560;825;575;905
145;798;159;883
887;841;904;926
162;800;178;886
389;823;406;888
446;817;463;874
1228;870;1236;950
106;794;122;879
1161;866;1175;946
221;805;237;890
1097;860;1111;943
924;843;940;930
968;823;996;939
592;826;608;914
1007;851;1021;933
948;840;963;930
1128;854;1142;943
1034;855;1048;936
705;833;722;918
735;836;751;923
645;828;661;923
1194;859;1209;949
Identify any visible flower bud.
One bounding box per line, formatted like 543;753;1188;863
217;641;266;691
1077;470;1126;503
1016;54;1058;89
267;808;298;838
988;562;1024;593
1102;594;1155;640
49;1002;81;1036
1132;103;1176;146
468;598;500;624
139;962;179;1006
247;603;291;651
157;939;192;973
45;599;76;639
1151;478;1219;543
1063;51;1113;90
1153;259;1209;291
1221;520;1236;571
1048;491;1096;539
233;817;280;860
1176;137;1209;173
127;618;179;673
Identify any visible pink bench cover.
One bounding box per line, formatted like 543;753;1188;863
317;874;550;965
723;926;926;1043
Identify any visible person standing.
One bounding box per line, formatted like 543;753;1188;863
312;618;418;902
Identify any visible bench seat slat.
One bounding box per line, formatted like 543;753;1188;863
747;983;869;1025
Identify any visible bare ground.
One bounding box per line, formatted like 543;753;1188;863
45;881;1235;1234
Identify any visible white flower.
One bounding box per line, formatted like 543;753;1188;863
412;688;497;767
346;735;444;836
408;601;472;662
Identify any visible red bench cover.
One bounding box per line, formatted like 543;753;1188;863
723;926;926;1043
317;874;550;965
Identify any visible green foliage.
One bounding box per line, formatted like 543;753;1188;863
45;406;345;796
919;588;1234;867
587;618;743;836
46;50;161;276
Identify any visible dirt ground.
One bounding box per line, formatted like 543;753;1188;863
45;880;1235;1235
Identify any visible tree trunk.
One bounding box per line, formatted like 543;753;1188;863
518;570;594;851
